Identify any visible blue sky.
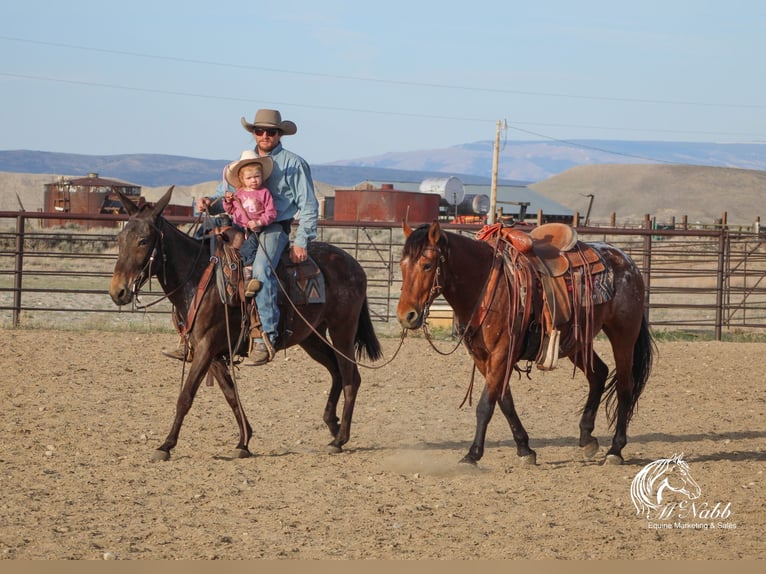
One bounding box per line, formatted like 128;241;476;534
1;0;763;166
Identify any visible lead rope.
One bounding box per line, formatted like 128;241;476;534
251;230;403;369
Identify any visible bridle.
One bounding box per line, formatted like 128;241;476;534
128;217;206;310
420;244;446;320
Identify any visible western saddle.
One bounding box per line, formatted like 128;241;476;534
476;222;608;370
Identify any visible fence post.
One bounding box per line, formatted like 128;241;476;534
714;227;728;341
13;214;25;327
642;215;652;322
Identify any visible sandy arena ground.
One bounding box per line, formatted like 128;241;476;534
0;329;763;559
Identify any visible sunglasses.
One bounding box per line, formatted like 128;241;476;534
253;127;280;137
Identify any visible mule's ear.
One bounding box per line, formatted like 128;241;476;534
116;190;139;216
150;185;175;217
427;220;441;245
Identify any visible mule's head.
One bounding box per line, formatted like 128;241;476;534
397;220;446;330
109;186;174;306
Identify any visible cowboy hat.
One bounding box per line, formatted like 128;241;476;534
241;109;298;136
225;150;274;188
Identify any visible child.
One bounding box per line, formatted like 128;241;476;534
222;150;277;296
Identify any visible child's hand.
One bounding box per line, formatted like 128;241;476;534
224;191;234;202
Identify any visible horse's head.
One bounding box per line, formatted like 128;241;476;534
109;186;174;306
397;220;447;330
659;454;702;502
631;453;702;516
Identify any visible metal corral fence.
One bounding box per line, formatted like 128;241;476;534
1;211;765;339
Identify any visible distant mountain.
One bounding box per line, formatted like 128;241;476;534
2;140;763;188
328;140;766;182
0;149;523;189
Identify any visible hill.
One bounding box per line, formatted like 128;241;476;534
530;164;766;224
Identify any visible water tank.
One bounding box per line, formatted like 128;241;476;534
419;176;465;206
458;194;490;215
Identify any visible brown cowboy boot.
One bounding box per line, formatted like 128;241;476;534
249;336;275;366
162;342;193;362
242;265;262;298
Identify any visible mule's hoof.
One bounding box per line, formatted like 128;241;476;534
520;452;537;466
232;448;251;459
151;449;170;462
326;444;343;454
582;440;600;459
604;453;624;465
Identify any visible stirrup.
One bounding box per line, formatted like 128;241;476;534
537;329;560;371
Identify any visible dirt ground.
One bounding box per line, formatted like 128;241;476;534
0;328;763;560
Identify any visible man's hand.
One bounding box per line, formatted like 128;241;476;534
290;245;308;263
196;197;211;212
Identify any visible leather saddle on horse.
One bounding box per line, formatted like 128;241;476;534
477;222;613;370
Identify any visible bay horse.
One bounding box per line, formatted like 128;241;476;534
397;221;655;466
109;186;382;461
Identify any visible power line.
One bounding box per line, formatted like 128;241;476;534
2;71;762;142
1;34;764;110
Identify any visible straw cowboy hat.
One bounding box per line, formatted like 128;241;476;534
225;150;274;188
240;109;298;136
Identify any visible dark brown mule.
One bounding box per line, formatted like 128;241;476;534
109;187;382;461
397;221;655;466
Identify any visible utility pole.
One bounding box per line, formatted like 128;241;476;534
488;119;505;224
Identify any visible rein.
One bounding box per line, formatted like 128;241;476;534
419;234;503;357
253;231;403;370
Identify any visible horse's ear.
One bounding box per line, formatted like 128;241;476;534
403;220;414;238
150;186;175;218
427;220;442;246
116;190;139;216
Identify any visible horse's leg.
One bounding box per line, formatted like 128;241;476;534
154;356;212;462
570;351;610;459
298;334;349;452
604;341;636;465
208;359;252;459
460;385;497;465
496;385;536;465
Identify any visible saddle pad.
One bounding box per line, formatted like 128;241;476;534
278;256;326;305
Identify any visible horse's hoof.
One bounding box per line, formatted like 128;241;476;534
326;444;343;454
604;453;624;465
582;440;600;459
520;452;537;466
232;448;251;459
151;449;170;462
459;455;478;466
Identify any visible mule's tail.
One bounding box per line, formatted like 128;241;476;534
605;315;656;426
355;297;383;361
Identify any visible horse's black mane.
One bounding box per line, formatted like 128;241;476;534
402;224;451;259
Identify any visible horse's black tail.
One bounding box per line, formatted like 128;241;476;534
355;297;383;362
604;315;656;426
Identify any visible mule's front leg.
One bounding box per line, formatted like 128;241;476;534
209;360;253;459
460;386;496;465
154;362;208;462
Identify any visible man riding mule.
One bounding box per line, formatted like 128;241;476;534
190;109;318;365
109;186;381;459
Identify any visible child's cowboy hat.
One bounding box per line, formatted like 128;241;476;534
225;150;273;188
241;109;298;136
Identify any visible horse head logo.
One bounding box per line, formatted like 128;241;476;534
630;453;702;518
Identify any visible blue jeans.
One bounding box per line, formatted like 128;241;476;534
238;232;259;266
252;222;290;343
